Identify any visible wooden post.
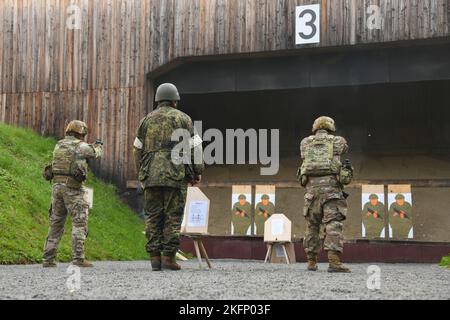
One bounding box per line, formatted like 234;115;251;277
193;239;203;269
190;235;212;269
281;243;290;265
199;240;212;269
264;243;273;263
265;242;292;264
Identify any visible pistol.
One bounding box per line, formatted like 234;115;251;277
235;207;250;219
367;208;382;219
393;208;410;220
259;207;271;218
342;159;352;170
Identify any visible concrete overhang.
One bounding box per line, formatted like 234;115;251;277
148;37;450;94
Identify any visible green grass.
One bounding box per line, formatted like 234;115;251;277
440;255;450;268
0;123;147;264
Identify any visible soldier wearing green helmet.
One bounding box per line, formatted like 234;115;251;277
134;83;205;271
254;194;275;236
389;194;413;239
231;194;252;235
362;194;385;239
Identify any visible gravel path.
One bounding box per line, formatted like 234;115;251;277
0;260;448;300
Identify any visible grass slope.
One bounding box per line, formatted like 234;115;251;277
0;123;147;264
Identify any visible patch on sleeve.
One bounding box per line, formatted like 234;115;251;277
189;134;203;149
134;138;144;150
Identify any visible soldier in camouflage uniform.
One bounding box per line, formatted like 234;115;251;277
254;194;275;236
43;120;103;268
134;83;204;271
389;194;413;239
231;194;253;235
298;116;353;273
362;194;385;239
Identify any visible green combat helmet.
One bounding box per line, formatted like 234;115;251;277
238;194;247;200
395;194;406;200
261;194;270;200
312;116;336;133
369;194;379;200
155;83;180;102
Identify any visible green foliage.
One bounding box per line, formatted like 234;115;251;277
0;123;147;264
439;255;450;268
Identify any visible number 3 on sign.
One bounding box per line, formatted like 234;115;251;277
296;4;320;45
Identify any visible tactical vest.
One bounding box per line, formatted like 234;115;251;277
301;134;339;177
52;138;85;188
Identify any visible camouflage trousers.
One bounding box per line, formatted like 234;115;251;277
43;184;89;263
303;176;347;258
144;187;187;257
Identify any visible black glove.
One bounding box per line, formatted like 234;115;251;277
342;159;352;170
95;139;104;146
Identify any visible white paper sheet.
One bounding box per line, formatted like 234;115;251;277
187;201;208;227
271;219;284;236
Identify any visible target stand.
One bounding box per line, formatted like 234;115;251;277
185;234;212;270
181;187;212;270
263;214;296;265
264;242;292;264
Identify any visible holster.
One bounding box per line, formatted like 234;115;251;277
297;167;308;187
43;164;54;182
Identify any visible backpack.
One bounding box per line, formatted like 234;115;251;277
301;135;337;177
51;139;86;183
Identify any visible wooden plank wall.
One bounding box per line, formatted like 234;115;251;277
0;0;449;186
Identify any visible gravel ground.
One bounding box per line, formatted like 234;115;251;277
0;260;448;300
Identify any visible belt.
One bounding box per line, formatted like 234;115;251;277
53;175;81;186
307;175;340;187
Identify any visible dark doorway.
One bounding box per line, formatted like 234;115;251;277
151;40;450;184
179;80;450;183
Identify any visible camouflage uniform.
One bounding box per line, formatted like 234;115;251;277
389;194;413;239
231;195;253;236
301;129;350;258
362;195;385;239
254;195;275;236
43;135;103;264
134;101;204;257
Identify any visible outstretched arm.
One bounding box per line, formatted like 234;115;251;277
79;142;103;159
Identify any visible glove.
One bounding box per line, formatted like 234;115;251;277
342;159;352;170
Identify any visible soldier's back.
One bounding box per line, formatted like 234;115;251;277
138;104;193;188
142;105;192;151
301;132;348;158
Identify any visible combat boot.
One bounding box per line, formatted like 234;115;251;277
72;260;94;268
327;251;351;273
43;261;57;268
150;255;162;271
162;255;181;271
307;256;318;271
